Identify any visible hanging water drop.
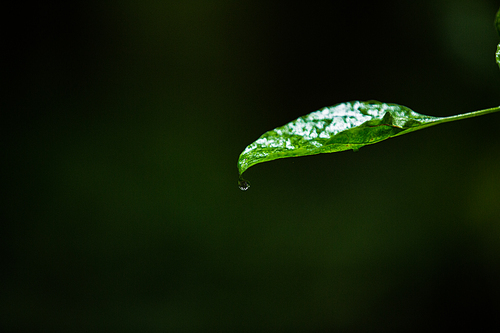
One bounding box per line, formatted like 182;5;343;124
238;177;250;191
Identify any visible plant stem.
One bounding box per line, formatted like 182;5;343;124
439;105;500;123
393;105;500;137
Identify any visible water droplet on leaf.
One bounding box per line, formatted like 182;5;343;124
238;177;250;191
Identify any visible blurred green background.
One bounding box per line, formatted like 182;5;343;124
4;0;500;331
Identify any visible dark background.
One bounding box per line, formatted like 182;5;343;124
4;0;500;331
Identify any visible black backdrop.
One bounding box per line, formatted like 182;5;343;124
4;0;500;331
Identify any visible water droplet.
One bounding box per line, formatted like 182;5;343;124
238;177;250;191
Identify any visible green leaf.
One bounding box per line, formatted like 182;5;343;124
496;7;500;68
237;101;500;188
497;43;500;69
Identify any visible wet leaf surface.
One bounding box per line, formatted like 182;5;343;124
238;101;500;187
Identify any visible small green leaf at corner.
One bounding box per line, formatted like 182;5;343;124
237;101;500;189
497;43;500;69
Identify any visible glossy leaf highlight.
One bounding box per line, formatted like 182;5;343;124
237;101;500;182
496;7;500;68
497;43;500;69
